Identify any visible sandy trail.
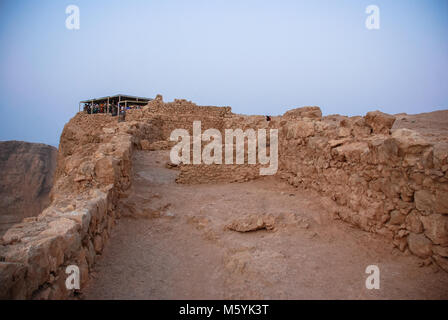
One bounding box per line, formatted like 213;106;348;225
83;150;448;299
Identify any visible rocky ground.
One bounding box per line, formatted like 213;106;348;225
393;110;448;145
82;150;448;299
0;141;57;236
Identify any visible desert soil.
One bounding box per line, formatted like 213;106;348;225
82;150;448;299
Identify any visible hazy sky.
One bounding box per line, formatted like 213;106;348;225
0;0;447;147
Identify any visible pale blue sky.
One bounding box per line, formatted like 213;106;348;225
0;0;447;146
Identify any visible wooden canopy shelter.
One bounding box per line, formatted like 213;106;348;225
79;94;153;114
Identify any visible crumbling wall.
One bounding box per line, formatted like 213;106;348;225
168;102;448;271
0;114;151;299
128;96;231;139
132;100;448;273
175;115;274;184
131;96;265;184
138;100;448;271
0;98;238;299
278;109;448;271
1;98;447;300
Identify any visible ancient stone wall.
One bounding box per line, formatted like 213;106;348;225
1;97;447;299
131;97;262;184
162;102;448;271
0;115;150;299
140;100;448;270
128;96;231;139
0;98;236;299
175;115;273;184
277;109;448;271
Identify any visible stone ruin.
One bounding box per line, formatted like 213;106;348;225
1;96;447;299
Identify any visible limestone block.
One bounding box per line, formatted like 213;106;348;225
407;233;432;258
420;214;448;246
364;111;395;134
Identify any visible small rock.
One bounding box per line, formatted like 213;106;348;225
389;210;406;225
226;214;275;232
408;233;432;259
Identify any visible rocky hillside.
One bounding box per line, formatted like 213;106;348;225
0;141;57;235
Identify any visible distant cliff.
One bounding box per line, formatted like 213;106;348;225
0;141;57;235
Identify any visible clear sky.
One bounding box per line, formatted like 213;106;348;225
0;0;447;147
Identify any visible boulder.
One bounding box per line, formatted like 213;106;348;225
435;190;448;215
389;210;406;225
332;142;369;162
285;121;315;140
364;111;395;134
407;233;433;258
94;156;119;185
414;190;434;215
351;117;372;137
367;137;399;165
226;214;275;232
283;106;322;120
405;210;423;233
420;214;448;246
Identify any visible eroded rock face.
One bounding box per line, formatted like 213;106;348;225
0;141;57;236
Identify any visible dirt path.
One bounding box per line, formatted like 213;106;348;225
83;151;448;299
